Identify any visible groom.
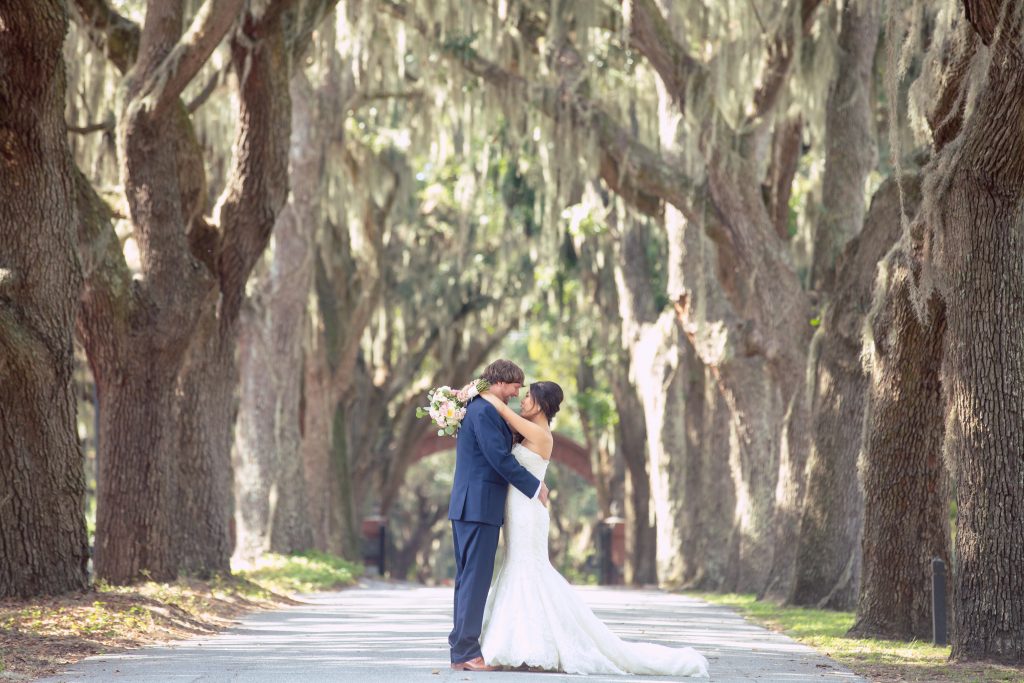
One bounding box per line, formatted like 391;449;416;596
448;359;550;671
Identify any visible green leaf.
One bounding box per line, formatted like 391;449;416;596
810;317;821;327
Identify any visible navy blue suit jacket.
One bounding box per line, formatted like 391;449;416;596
448;398;541;526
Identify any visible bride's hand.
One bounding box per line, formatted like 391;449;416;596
480;391;503;409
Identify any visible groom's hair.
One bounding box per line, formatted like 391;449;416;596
481;359;525;385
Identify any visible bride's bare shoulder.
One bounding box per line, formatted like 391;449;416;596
522;435;553;460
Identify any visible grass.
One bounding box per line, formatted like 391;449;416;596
0;553;362;681
690;592;1024;682
235;551;363;594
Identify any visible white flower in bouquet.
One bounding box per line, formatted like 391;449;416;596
416;378;491;436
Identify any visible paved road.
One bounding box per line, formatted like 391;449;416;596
39;581;865;682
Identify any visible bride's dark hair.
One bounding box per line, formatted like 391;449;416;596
529;381;563;421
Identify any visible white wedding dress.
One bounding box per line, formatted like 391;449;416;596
480;443;709;677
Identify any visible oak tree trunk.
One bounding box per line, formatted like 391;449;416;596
930;11;1024;656
716;358;784;593
173;7;295;574
612;213;691;586
232;66;324;563
610;362;658;585
234;291;315;563
809;0;880;292
788;0;881;609
79;0;238;585
689;368;740;591
890;2;1024;659
633;311;690;586
175;318;238;576
942;166;1024;662
678;344;709;586
93;365;185;582
850;246;948;640
0;0;90;597
793;176;915;609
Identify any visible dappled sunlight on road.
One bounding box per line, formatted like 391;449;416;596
39;581;864;682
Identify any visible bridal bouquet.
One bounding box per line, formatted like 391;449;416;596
416;378;491;436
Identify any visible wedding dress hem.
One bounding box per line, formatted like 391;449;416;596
479;443;709;678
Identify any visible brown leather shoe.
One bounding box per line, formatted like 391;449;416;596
451;656;498;672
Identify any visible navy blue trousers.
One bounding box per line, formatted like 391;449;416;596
448;520;501;663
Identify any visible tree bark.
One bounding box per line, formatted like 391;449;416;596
329;400;361;559
303;211;382;558
764;116;802;241
610;362;658;585
72;0;339;583
77;0;237;585
790;0;883;607
0;0;90;598
678;345;709;586
926;2;1024;660
297;273;364;561
809;0;880;292
649;9;815;593
634;312;690;586
173;4;314;575
849;242;948;640
75;147;195;584
942;161;1024;661
782;0;881;603
96;363;189;582
663;193;789;594
793;176;913;610
232;66;325;564
715;357;784;593
611;213;692;586
175;315;237;576
689;368;740;591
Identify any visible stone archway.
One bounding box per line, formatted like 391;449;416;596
410;425;594;484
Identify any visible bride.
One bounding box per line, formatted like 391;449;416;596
477;382;709;677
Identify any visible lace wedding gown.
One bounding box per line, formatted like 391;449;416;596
480;443;709;677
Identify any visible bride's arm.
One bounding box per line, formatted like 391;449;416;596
479;392;552;446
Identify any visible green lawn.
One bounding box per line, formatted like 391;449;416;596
689;593;1024;682
235;551;363;595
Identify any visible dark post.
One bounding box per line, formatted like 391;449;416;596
361;514;387;576
932;557;947;646
598;523;613;585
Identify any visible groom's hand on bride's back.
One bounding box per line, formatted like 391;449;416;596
538;482;550;507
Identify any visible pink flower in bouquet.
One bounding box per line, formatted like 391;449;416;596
415;378;492;437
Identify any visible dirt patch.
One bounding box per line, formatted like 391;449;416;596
0;577;297;681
